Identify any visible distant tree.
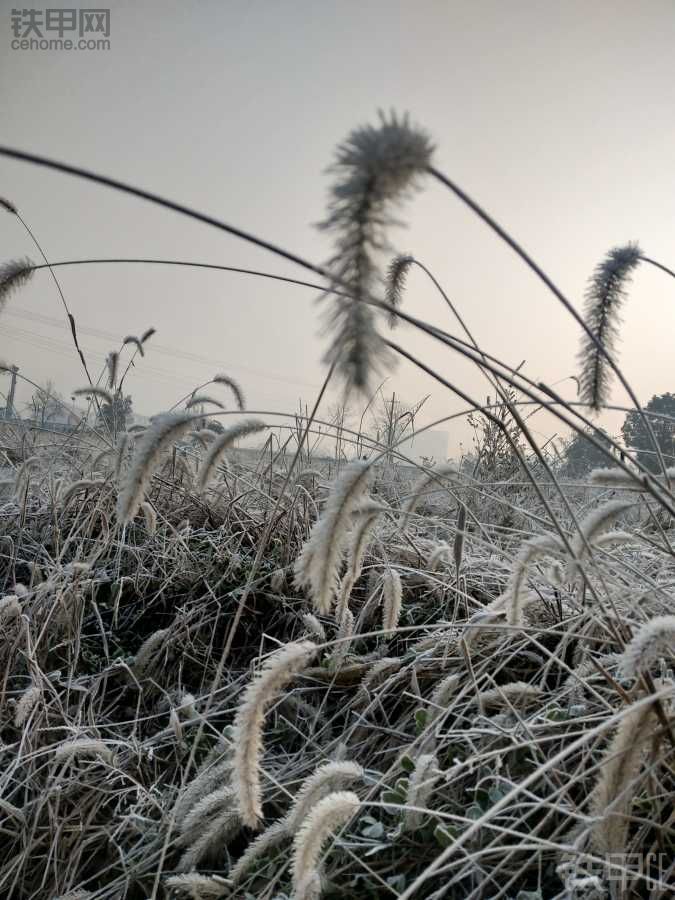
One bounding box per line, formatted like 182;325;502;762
26;379;64;425
367;392;428;465
560;427;616;477
97;391;133;435
622;392;675;472
467;387;525;481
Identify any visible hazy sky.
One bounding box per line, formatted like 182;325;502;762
2;1;675;457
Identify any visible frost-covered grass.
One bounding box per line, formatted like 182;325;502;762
1;113;674;900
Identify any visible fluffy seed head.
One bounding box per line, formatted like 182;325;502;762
0;594;21;624
52;738;113;764
196;419;267;492
401;463;460;531
186;395;224;410
74;386;114;405
212;374;245;410
507;533;564;627
117;412;193;523
403;753;439;831
578;243;642;412
164;873;229;898
0;258;34;314
567;499;633;582
294;461;371;614
122;334;145;356
319;112;434;393
382;568;402;636
291;790;360;899
0;197;18;214
385;254;414;327
14;684;42;727
232;641;316;828
590;698;660;855
618;615;675;680
285;761;364;833
107;352;119;389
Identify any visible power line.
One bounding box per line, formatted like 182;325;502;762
4;306;321;390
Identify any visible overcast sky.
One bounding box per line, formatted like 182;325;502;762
2;1;675;457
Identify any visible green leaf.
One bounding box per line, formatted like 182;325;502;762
475;788;490;809
361;820;385;839
414;709;428;733
400;754;415;773
395;778;410;795
434;824;458;847
488;785;509;805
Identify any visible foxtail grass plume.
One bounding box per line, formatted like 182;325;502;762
114;431;129;481
231;641;316;828
478;681;544;710
226;820;287;889
177;786;241;872
164;874;229;899
141;500;157;535
382;567;402;636
618;615;675;680
177;807;241;871
223;759;364;888
173;750;234;824
133;628;169;676
74;386;114;405
285;761;363;834
302;613;325;641
319;112;434;392
61;478;103;507
401;463;460;532
566;499;633;582
335;498;385;620
107;352;119;389
345;499;385;584
589;698;658;856
122;334;145;356
291;790;360;900
0;258;34;314
213;374;245;410
196;419;267;492
428;541;451;572
294;461;371;614
14;684;42;727
403;753;439;831
0;593;21;624
116;412;193;524
186;394;225;410
52;738;114;764
589;466;645;490
0;197;18;214
385;254;414;327
506;533;564;627
578;243;642;412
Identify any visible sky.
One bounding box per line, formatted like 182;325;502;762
1;0;675;459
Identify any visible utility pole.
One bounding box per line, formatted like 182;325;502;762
5;365;18;419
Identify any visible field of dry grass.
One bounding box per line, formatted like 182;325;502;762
1;114;674;900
